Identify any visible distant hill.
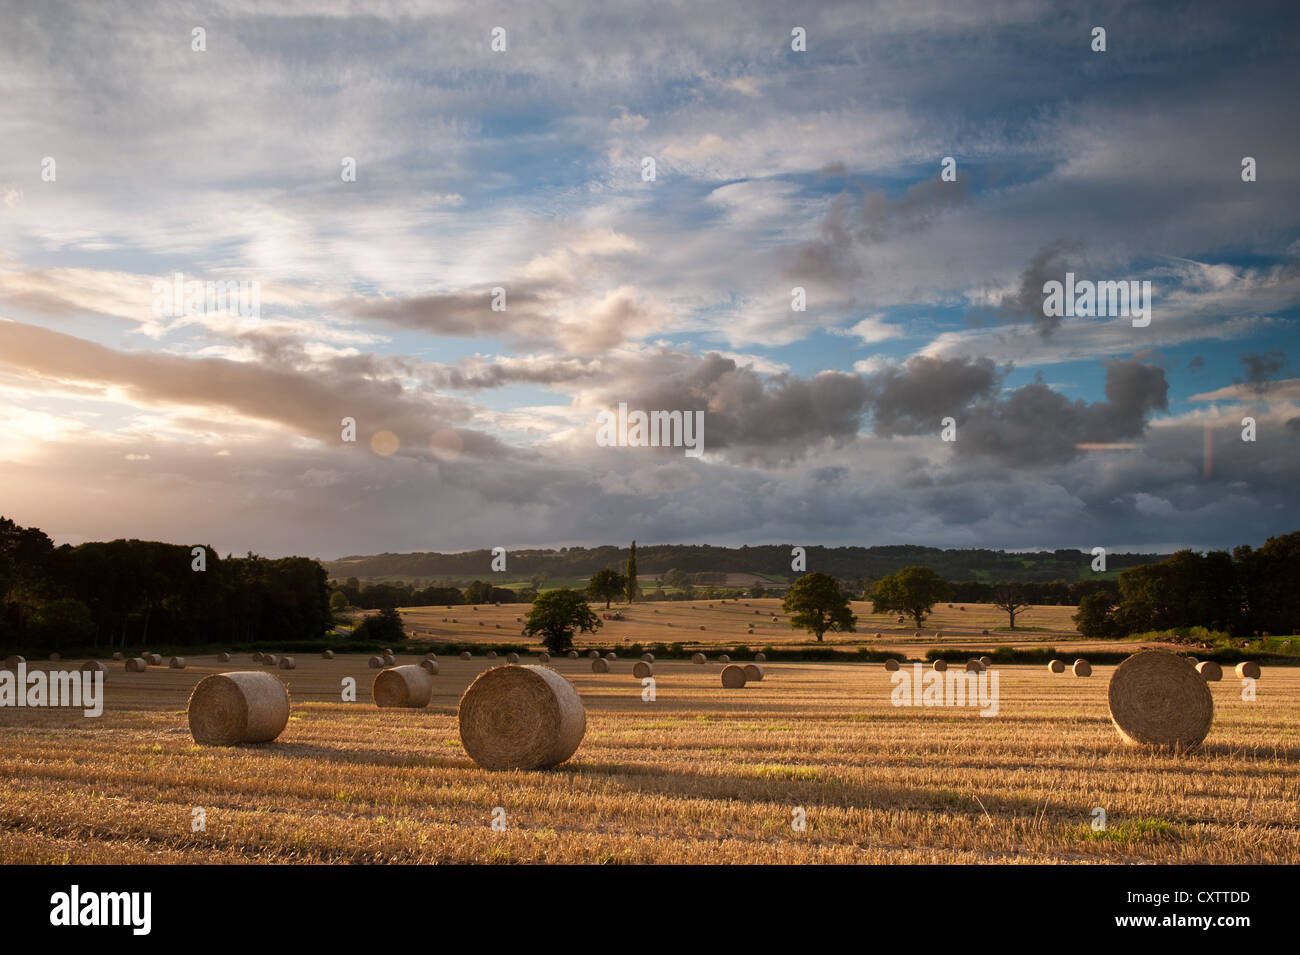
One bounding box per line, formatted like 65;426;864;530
323;543;1163;586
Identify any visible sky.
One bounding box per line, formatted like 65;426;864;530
1;0;1297;560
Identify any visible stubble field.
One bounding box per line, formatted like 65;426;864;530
2;635;1296;864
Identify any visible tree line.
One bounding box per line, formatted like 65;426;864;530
1;517;330;653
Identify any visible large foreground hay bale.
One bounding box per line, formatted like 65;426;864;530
884;659;899;672
322;650;334;659
1195;660;1222;681
373;664;433;708
720;664;747;688
1048;659;1065;673
755;652;766;663
1072;658;1092;677
743;664;764;682
188;671;290;746
279;656;296;670
1108;649;1213;749
1235;661;1261;680
932;659;947;672
420;659;440;676
592;658;610;673
125;657;147;672
692;653;706;664
218;651;231;662
368;656;385;668
457;665;586;770
633;660;653;678
169;657;186;669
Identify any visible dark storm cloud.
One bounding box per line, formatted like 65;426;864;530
973;241;1081;336
865;355;1004;437
1236;349;1289;396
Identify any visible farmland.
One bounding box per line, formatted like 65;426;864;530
2;619;1297;864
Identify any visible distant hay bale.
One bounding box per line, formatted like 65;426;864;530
382;653;396;666
125;657;147;672
538;652;550;663
252;652;265;663
81;660;107;673
587;650;599;659
1235;661;1261;680
279;656;296;670
457;665;585;770
146;653;163;665
755;652;766;663
111;652;124;661
49;652;60;661
262;653;279;666
567;650;578;659
1048;659;1065;673
4;655;24;670
218;652;231;662
605;652;616;661
188;671;290;746
506;652;519;663
721;664;747;688
884;659;900;672
460;651;472;660
981;629;989;635
932;659;947;672
914;631;920;637
373;664;434;708
1072;659;1092;677
592;658;610;673
1195;660;1222;681
874;633;882;639
719;654;730;663
169;657;186;669
486;650;497;658
1108;649;1214;749
692;652;706;664
699;625;706;630
322;650;334;659
424;652;437;661
369;656;385;668
979;656;992;667
633;661;653;678
641;652;655;662
743;664;764;682
965;659;982;672
420;659;440;676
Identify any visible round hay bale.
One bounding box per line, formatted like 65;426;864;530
605;652;617;661
979;655;992;667
218;651;231;662
699;625;706;631
914;631;920;638
169;657;186;669
322;650;334;659
965;658;982;672
460;651;472;660
457;665;585;770
373;665;434;708
567;650;578;659
252;652;265;663
146;653;163;665
641;652;655;663
755;652;766;663
743;664;764;682
188;671;290;746
874;632;882;639
633;660;653;678
592;658;610;673
884;658;900;672
49;652;60;662
538;651;551;663
506;652;520;664
1048;659;1065;673
718;654;730;664
931;659;947;672
1108;650;1214;749
262;653;279;666
720;664;747;688
111;652;124;661
279;656;296;670
4;655;24;670
1072;658;1092;677
382;653;396;666
587;650;599;659
424;652;437;661
80;660;107;673
692;652;706;664
420;659;440;676
1235;661;1261;680
368;655;385;668
486;650;498;658
125;657;147;672
1195;660;1222;681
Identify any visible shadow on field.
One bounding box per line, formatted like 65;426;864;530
262;739;471;770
